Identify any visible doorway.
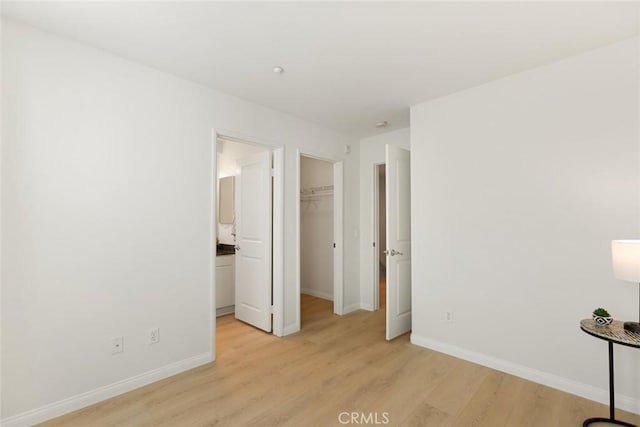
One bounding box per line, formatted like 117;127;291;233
295;150;344;331
211;132;285;360
299;155;335;325
215;137;269;323
372;145;412;341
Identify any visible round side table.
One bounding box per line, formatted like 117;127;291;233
580;319;640;427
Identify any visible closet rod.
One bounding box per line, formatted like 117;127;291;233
300;185;334;196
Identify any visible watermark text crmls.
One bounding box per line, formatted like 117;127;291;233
338;411;390;425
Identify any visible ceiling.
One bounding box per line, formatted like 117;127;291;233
2;1;638;138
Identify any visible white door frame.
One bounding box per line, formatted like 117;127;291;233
272;147;284;337
333;161;344;316
210;129;285;359
372;162;384;311
209;130;218;360
295;149;344;330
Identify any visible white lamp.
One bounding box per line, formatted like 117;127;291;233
611;240;640;333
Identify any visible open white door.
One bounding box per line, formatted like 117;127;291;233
235;150;272;332
385;145;411;340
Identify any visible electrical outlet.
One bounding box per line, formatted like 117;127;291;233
149;328;160;345
111;336;124;355
445;312;454;323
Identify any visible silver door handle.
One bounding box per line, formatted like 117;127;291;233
384;249;404;256
234;245;240;251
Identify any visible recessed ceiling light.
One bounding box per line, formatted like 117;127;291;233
375;121;388;128
273;66;284;74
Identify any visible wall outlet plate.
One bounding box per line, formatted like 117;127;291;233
149;328;160;345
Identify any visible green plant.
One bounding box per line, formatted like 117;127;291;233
593;307;611;317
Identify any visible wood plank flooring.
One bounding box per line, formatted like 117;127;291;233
41;294;640;426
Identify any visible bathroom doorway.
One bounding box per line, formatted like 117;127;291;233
211;131;285;361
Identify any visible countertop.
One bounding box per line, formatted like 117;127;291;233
216;243;235;256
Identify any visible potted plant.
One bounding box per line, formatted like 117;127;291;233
592;307;613;326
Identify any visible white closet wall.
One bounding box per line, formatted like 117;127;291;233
300;157;334;301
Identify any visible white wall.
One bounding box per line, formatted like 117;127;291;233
217;139;266;179
300;156;334;301
410;36;640;412
216;139;266;245
1;19;359;423
359;128;410;310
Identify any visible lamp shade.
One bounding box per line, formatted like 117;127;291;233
611;240;640;282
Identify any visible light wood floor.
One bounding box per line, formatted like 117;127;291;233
41;294;639;427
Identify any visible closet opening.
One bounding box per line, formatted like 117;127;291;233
299;155;335;326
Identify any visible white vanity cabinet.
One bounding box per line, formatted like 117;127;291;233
215;255;235;316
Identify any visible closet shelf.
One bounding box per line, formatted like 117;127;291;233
300;185;333;202
301;185;333;195
301;194;332;201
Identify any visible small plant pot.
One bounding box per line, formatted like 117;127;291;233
592;314;613;327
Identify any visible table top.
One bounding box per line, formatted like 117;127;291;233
580;319;640;349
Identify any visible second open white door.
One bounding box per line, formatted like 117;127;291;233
385;145;412;340
235;150;272;332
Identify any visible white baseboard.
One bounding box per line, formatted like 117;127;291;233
360;303;374;311
283;323;300;336
216;305;235;317
342;303;362;314
1;352;213;427
410;334;640;415
301;288;333;301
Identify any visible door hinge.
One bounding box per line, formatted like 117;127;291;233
269;305;274;314
373;242;376;247
271;168;275;177
333;243;336;248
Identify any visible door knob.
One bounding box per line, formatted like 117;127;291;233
390;249;403;256
383;250;389;255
